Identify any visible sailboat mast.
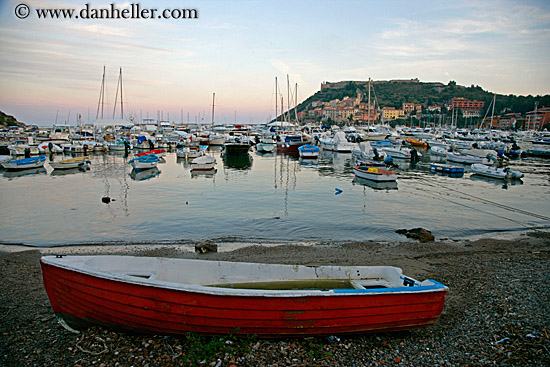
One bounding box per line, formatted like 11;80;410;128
367;78;371;126
211;93;215;128
275;77;278;123
96;66;105;119
287;74;290;122
120;67;123;119
490;94;496;129
294;83;298;122
113;69;120;119
281;96;284;132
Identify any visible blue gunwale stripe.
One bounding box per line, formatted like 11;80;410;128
332;280;447;294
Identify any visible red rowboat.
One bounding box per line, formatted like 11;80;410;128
41;256;447;337
136;149;166;158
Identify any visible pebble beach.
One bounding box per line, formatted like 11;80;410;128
1;232;549;366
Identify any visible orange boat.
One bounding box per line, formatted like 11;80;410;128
405;138;428;148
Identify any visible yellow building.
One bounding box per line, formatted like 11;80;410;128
382;107;405;120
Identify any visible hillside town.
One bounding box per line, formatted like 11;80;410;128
296;80;549;131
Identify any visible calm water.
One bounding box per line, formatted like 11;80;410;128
1;145;549;248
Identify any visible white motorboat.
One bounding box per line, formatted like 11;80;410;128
38;142;64;154
319;131;357;152
446;151;484;164
382;147;422;160
470;164;524;180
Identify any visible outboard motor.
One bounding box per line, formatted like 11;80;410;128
410;147;419;162
384;156;397;168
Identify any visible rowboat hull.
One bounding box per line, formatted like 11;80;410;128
190;156;216;170
41;256;447;337
353;166;397;182
129;155;159;171
49;156;91;170
136;149;166;158
446;152;484;164
1;155;46;170
298;144;320;158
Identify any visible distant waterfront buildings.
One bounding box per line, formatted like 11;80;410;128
525;106;550;130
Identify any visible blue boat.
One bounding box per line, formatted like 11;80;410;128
429;163;465;174
298;144;320;158
1;155;46;170
129;154;159;171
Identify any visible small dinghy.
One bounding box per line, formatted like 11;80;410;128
49;156;91;170
446;151;484;164
129;154;159;171
1;155;46;170
470;164;524;180
353;165;397;182
298;144;320;158
190;155;216;171
41;256;447;337
136;149;166;158
429;146;448;156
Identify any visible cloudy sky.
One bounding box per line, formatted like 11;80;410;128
0;0;549;126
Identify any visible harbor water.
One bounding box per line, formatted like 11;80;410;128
1;146;549;248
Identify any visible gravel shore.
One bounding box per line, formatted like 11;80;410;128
1;232;549;366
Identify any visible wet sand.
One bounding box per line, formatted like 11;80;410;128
1;232;549;366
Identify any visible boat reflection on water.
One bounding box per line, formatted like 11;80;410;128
176;157;190;168
352;176;398;190
223;154;253;170
130;167;160;181
191;168;217;178
3;167;47;179
50;167;90;176
470;174;523;189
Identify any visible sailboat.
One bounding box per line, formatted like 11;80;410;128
274;76;310;153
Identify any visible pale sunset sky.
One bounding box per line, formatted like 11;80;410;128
0;0;549;126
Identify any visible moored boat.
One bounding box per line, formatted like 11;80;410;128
298;144;320;158
40;255;447;337
190;155;216;171
446;151;484;164
429;163;464;174
429;146;448;156
405;138;428;148
277;134;310;153
223;137;250;156
129;154;159;171
256;142;276;153
1;155;46;170
470;164;524;180
526;148;550;158
353;165;398;182
136;149;166;158
49;156;91;170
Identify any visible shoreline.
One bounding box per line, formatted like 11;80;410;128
1;233;549;366
1;227;547;255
